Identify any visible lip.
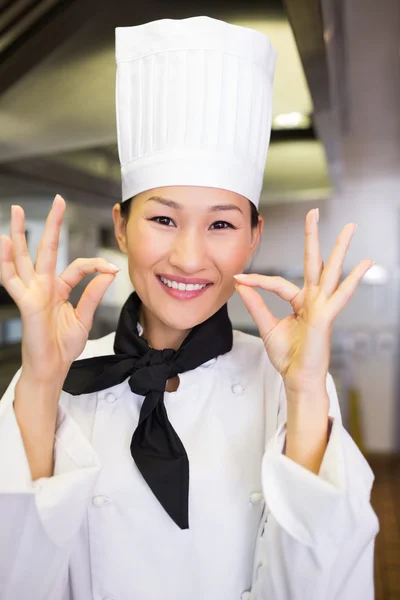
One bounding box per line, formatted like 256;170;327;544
156;275;213;300
157;273;213;285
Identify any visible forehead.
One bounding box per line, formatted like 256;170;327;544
136;186;249;209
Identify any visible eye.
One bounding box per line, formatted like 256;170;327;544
210;221;237;230
148;216;176;227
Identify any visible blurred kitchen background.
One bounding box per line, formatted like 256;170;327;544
0;0;399;597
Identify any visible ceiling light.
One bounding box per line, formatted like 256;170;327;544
273;112;311;129
362;264;388;285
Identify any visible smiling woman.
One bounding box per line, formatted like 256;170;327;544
0;15;378;600
113;187;262;348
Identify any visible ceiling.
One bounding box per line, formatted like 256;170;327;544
0;0;332;206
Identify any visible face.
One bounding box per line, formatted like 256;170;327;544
112;186;263;333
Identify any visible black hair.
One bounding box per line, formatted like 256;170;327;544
249;202;260;229
119;196;260;228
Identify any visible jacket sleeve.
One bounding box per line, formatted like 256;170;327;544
248;373;379;600
0;368;102;600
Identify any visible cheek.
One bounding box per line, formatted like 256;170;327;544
126;223;169;269
210;233;252;274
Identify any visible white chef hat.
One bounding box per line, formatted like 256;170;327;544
115;16;276;208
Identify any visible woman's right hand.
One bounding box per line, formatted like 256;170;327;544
0;194;120;385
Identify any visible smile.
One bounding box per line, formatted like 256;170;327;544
160;276;208;291
156;275;213;300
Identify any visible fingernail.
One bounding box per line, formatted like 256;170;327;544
315;208;319;223
233;274;247;279
107;262;120;271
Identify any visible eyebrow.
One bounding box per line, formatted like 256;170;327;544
146;196;243;214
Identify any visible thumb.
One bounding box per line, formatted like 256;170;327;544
235;284;278;342
75;273;116;331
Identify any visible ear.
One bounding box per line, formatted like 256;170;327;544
247;214;264;263
112;203;128;254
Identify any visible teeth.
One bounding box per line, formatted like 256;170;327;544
160;276;208;292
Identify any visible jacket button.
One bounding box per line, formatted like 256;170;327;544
231;383;244;395
105;392;117;403
92;495;106;507
249;492;263;504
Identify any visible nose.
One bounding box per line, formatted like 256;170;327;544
168;228;206;274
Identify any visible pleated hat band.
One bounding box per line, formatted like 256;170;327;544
115;16;276;208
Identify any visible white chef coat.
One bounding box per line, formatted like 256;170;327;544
0;329;379;600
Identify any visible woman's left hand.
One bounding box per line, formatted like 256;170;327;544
234;208;373;396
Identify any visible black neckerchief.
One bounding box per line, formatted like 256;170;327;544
62;291;233;529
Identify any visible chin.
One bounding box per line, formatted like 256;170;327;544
150;287;228;329
158;301;216;331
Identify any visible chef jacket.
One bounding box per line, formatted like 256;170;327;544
0;329;379;600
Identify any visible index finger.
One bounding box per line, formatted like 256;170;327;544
34;195;66;275
233;274;301;303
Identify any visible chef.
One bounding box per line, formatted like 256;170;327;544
0;16;379;600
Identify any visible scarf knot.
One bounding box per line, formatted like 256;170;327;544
129;348;176;396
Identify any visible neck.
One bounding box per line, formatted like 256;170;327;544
139;305;191;350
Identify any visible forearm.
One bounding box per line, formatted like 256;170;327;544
284;385;330;474
14;370;64;481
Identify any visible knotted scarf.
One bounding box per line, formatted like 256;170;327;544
62;291;233;529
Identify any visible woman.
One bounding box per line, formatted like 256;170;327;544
0;16;378;600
